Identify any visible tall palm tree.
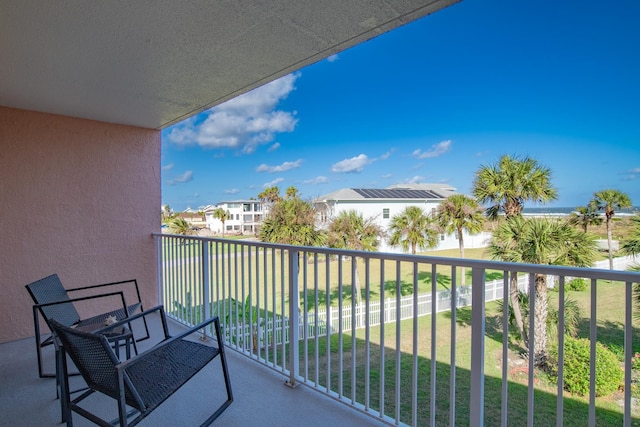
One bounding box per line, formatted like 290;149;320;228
327;210;384;304
489;217;597;366
436;194;485;286
472;154;558;346
472;154;558;220
212;207;231;237
568;201;602;233
594;189;633;270
388;206;439;254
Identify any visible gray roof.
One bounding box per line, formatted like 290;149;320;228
317;184;456;202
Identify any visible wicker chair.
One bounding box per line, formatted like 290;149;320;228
50;306;233;427
26;274;148;378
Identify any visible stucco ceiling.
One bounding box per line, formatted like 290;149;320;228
0;1;458;130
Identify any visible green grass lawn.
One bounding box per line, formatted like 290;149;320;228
292;281;639;425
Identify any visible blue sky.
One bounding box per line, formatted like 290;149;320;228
161;0;640;211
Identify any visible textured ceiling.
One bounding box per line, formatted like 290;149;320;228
0;0;458;129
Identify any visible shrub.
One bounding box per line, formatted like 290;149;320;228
548;336;623;397
566;278;588;292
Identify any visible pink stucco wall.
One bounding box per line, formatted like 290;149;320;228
0;107;160;343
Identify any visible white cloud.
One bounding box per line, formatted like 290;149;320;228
263;177;284;188
304;176;329;185
629;167;640;173
166;74;299;153
224;188;240;194
167;171;193;186
256;159;303;173
331;154;373;173
327;54;339;63
412;140;452;159
162;163;174;170
405;176;425;184
380;150;393;160
381;173;392;179
268;142;281;152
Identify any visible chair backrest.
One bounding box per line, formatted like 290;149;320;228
48;319;144;410
26;274;81;326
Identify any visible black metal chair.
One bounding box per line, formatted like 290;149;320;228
26;274;148;378
50;306;233;427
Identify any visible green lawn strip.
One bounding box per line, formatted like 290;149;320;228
289;291;637;425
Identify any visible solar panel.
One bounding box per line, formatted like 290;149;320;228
353;188;444;199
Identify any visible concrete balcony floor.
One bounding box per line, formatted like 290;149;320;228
0;314;386;426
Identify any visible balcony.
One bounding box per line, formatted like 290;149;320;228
3;234;639;426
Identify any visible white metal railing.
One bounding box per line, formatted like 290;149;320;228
153;233;640;427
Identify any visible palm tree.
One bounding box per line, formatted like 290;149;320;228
472;154;558;220
472;154;558;347
621;216;640;319
212;207;231;237
168;217;193;236
258;186;282;210
594;189;633;270
327;210;384;304
489;217;597;366
258;188;325;247
436;194;485;286
388;206;439;254
621;214;640;258
568;201;602;233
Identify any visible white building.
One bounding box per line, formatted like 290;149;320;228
205;200;264;235
314;183;490;253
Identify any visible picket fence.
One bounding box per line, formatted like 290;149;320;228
225;255;638;351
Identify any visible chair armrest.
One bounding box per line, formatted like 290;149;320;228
115;316;221;370
95;305;169;338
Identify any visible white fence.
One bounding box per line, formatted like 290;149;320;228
227;256;638;350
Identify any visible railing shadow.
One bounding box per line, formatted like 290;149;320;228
300;332;634;426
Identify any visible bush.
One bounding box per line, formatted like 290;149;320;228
566;278;588;292
548;336;623;397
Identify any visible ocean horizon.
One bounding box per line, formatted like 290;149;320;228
521;206;640;216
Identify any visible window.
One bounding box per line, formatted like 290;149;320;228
383;208;390;219
440;234;445;241
254;203;261;212
243;203;251;212
243;214;252;222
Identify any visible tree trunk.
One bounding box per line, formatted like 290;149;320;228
533;273;549;367
606;217;613;270
458;227;465;286
509;274;528;345
354;261;364;327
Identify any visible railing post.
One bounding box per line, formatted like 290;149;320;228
286;249;300;388
470;267;485;427
156;235;164;307
202;240;211;326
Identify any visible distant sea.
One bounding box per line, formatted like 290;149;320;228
521;206;640;216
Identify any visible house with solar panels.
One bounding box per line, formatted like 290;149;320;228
314;183;491;253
